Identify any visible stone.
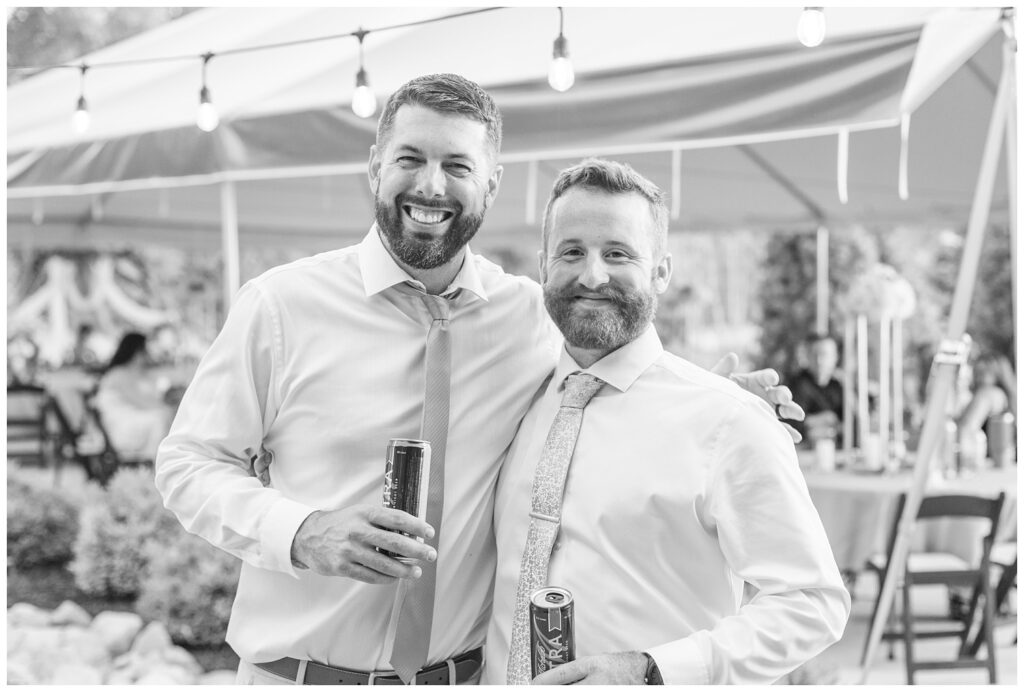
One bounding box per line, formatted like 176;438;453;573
104;669;137;685
16;626;63;658
89;610;144;656
161;645;203;675
7;602;50;627
50;663;104;685
200;669;238;685
5;659;38;684
134;664;198;685
58;627;112;668
130;621;172;657
49;600;92;627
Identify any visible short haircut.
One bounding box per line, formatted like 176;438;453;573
541;158;669;258
376;73;502;157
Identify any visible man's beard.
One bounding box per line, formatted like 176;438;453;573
374;192;484;270
544;279;658;352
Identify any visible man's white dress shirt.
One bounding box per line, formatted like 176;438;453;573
483;326;850;684
155;229;559;669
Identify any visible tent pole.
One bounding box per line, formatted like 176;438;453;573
816;225;829;334
1003;19;1018;366
858;35;1012;683
220;181;240;313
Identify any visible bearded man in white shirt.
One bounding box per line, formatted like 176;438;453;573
484;158;850;685
155;74;805;686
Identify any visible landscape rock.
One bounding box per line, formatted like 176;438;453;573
130;621;173;657
51;663;104;685
5;659;38;684
58;627;112;668
7;603;50;627
49;600;92;627
89;610;144;656
134;664;198;685
161;645;203;675
200;669;238;685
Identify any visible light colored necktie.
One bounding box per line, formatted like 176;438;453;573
388;292;452;684
506;372;604;685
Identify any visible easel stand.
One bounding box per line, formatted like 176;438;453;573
859;16;1016;682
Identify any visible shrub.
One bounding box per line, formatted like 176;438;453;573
135;529;241;648
6;475;80;568
70;467;182;598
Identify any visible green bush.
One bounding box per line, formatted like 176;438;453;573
135;529;240;647
6;476;80;568
70;467;182;598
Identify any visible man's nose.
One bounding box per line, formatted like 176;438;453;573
578;256;610;289
416;163;447;198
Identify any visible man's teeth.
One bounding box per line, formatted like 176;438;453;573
408;207;449;224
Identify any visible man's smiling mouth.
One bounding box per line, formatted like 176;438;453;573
404;205;454;225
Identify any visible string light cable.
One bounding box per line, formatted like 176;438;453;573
7;7;504;131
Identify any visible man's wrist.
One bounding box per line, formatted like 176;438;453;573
641;652;663;685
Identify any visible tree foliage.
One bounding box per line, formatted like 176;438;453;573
757;227;877;377
7;7;198;85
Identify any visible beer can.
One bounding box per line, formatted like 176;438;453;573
378;438;431;561
530;586;575;678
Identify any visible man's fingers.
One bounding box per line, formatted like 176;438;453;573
781;421;803;444
709;352;739;377
369;506;435;539
749;367;780;388
368;527;437;564
532;660;586;685
777;400;806;422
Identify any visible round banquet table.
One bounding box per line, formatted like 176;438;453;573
802;462;1017;573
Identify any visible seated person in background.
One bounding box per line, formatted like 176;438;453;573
790;333;844;448
94;332;173;461
957;352;1014;468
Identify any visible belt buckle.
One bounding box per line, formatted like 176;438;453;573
368;671;405;686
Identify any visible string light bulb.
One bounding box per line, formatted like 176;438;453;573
548;6;574;92
196;52;220;132
351;29;377;118
71;64;90;133
797;7;827;47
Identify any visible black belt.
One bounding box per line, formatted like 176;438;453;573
254;647;483;685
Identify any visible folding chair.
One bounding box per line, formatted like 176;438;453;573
6;383;58;466
966;542;1016;657
863;492;1006;684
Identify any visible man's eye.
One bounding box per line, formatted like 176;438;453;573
397;156;421;165
446;163;472;176
606;250;629;260
561;248;584;258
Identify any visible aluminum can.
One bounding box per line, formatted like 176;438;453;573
530;586;575;678
378;438;431;561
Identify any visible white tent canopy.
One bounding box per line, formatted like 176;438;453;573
7;6;1010;258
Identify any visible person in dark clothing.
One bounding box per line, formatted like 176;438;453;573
790;334;844;448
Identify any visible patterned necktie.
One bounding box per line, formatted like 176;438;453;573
506;373;604;685
389;292;452;684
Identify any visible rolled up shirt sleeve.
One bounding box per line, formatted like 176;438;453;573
647;402;851;684
155;282;316;578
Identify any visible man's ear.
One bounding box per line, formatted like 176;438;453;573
483;164;503;210
653;253;673;295
537;249;547;284
367;144;381;192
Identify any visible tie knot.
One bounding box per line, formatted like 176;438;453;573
422;294;451;324
560;373;604;409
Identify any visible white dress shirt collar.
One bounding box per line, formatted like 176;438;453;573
358;225;489;302
554;324;663;394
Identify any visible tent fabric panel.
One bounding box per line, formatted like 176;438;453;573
9;27;920;190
